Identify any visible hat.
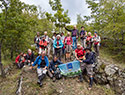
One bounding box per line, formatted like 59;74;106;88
56;35;61;38
84;48;92;51
94;32;97;34
44;31;47;34
77;43;82;47
88;32;91;34
67;32;70;35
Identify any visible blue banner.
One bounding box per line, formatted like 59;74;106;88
58;60;82;77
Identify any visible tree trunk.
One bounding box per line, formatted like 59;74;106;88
0;41;5;78
11;46;13;60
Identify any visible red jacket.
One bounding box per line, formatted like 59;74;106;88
39;40;47;48
15;55;25;64
86;36;92;41
75;48;86;58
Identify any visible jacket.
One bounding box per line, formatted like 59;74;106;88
39;40;48;48
83;52;93;64
15;55;25;64
64;36;73;45
49;60;63;71
65;27;79;37
32;56;49;68
92;35;101;45
34;36;41;43
26;53;35;63
53;39;63;48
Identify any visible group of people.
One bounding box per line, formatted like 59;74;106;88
15;25;101;90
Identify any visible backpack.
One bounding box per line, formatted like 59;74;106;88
91;52;97;63
64;36;72;45
55;68;62;79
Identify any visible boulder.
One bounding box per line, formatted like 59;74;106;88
94;59;125;95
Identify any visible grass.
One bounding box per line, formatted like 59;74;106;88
2;59;13;67
100;48;125;68
96;85;115;95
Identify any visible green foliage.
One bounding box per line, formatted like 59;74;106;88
46;0;71;29
79;0;125;62
0;0;53;60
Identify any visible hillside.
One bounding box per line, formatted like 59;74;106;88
0;60;115;95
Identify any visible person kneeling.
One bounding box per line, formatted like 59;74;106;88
80;48;94;90
75;44;86;82
49;56;63;82
15;52;26;69
30;51;49;87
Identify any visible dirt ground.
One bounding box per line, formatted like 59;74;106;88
0;65;115;95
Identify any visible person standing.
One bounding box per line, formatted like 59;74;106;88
34;32;42;50
53;35;63;61
65;25;79;50
30;51;49;87
61;32;65;55
39;36;48;54
93;32;101;56
44;31;50;57
86;32;93;49
63;32;73;61
80;26;87;48
52;32;57;55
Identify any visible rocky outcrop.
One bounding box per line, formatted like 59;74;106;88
1;59;125;95
94;59;125;95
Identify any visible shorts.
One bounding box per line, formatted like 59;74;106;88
65;45;72;53
37;68;47;77
81;63;94;76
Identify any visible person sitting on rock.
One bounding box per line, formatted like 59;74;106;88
49;56;63;82
80;48;94;90
26;49;35;66
30;51;49;87
15;52;26;69
75;44;86;62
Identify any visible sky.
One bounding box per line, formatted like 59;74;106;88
20;0;91;25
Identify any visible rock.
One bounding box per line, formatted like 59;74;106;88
105;84;110;89
104;64;118;76
94;59;125;95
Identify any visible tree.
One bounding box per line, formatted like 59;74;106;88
46;0;70;32
85;0;125;62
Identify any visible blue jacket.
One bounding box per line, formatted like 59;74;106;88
32;56;49;68
53;39;63;48
49;60;63;71
83;52;93;64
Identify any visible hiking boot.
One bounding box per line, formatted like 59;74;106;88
88;85;92;90
37;80;40;84
52;77;56;82
79;74;83;82
79;77;83;82
39;82;43;87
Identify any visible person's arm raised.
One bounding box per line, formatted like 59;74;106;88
65;27;72;32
